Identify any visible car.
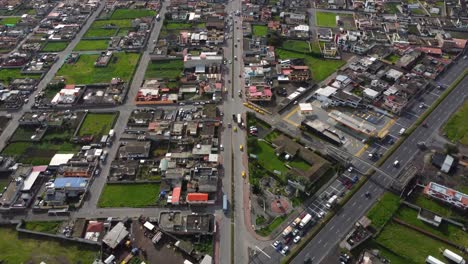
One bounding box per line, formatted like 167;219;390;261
293;235;301;243
228;60;232;64
284;237;292;245
239;144;243;151
234;44;237;47
281;246;289;255
292;229;299;236
220;144;224;151
94;169;100;176
234;56;238;60
463;55;467;60
399;128;406;135
234;127;237;132
347;166;353;173
393;160;399;167
241;171;246;178
419;103;425;108
316;211;325;218
227;123;232;128
273;241;281;249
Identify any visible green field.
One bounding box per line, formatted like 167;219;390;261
395;205;468;247
24;221;62;234
0;68;41;85
98;183;161;207
385;54;401;63
165;22;193;30
74;39;109;51
84;28;118;38
0;227;98;263
56;52;140;84
288;158;311;171
2;141;80;165
91;19;133;29
251;141;288;174
252;25;268;36
257;214;288;236
110;9;156;19
411;193;466;223
276;49;345;81
0;17;21;25
78;113;117;137
376;222;462;263
281;40;311;53
41;41;69;52
145;59;184;79
385;2;401;13
443;102;468;145
316;11;339;27
367;192;400;229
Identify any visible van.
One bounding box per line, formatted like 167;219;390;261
325;195;338;209
100;151;108;162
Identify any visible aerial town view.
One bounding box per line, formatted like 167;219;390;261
0;0;467;263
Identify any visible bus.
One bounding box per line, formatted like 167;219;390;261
223;194;228;213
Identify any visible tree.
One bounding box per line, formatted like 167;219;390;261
248;137;258;149
267;32;283;47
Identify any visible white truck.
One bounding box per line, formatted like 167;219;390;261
282;226;293;237
237;114;242;125
325;195;338;209
443;249;466;264
299;214;312;229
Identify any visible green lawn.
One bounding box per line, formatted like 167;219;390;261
256;214;288;236
0;227;98;263
443;102;468;145
0;68;41;85
56;52;140;84
251;141;288;174
264;130;281;142
23;221;62;234
376;222;462;263
412;193;466;223
316;11;339;27
78;113;117;137
385;54;401;63
84;28;117;38
74;39;109;51
0;17;21;25
366;192;400;229
91;19;133;29
252;25;268;36
395;205;468;247
165;22;193;30
145;59;184;79
276;49;345;81
110;9;156;19
41;41;69;52
281;40;311;53
385;3;401;14
288;158;311;171
98;183;161;207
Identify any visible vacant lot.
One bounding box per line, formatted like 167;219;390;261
84;28;118;38
281;40;310;53
91;19;133;29
376;222;461;263
74;39;109;51
276;49;345;81
56;52;140;84
145;59;184;79
0;69;41;85
443;101;468;145
0;17;21;25
411;192;466;223
78;113;117;137
24;221;62;234
111;8;156;19
41;41;69;52
2;141;80;165
165;22;193;30
252;25;268;36
99;183;160;207
0;227;98;263
316;11;338;27
367;192;400;229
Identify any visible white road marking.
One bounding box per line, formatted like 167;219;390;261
351;201;356;207
330;225;335;231
318;239;322;244
256;246;271;259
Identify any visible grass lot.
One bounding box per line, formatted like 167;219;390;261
276;49;345;81
385;3;400;13
74;39;109;51
145;59;184;79
264;130;281;142
0;68;41;85
257;214;288;236
395;205;468;247
288;158;311;171
385;54;400;64
376;222;461;263
366;192;400;229
0;17;21;25
24;221;62;234
98;183;160;207
443;102;468;145
281;40;310;53
41;41;69;52
252;25;268;36
411;8;427;15
110;9;156;19
316;11;340;27
84;28;117;38
0;227;98;263
251;141;288;174
165;22;193;30
78;113;116;137
56;52;140;84
411;193;466;223
2;141;80;165
117;28;131;36
91;19;133;29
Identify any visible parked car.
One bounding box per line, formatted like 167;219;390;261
293;236;301;243
281;246;289;255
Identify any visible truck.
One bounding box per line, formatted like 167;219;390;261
108;129;115;138
237;114;242;125
325;195;338;209
299;214;312;229
282;226;293;237
443;249;466;264
426;256;446;264
291;216;302;227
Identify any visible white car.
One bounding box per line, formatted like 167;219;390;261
281;246;289;255
316;211;325;218
399;128;406;135
347;167;353;173
293;235;301;243
393;160;399;167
